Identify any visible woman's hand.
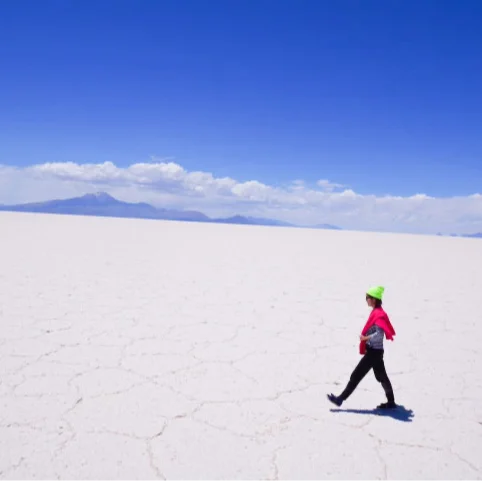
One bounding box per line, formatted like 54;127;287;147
359;335;370;342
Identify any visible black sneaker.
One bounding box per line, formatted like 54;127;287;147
327;393;343;407
377;401;397;409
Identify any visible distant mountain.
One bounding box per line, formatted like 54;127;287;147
435;232;482;239
213;215;295;227
0;192;210;222
0;192;337;229
312;223;343;230
462;233;482;238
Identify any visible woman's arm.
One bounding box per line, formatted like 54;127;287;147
360;325;384;343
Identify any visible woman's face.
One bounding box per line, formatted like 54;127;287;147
366;295;376;308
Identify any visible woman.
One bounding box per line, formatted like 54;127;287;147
327;286;397;409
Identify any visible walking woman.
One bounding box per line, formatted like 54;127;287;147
327;286;397;409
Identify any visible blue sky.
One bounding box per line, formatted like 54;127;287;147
1;0;482;233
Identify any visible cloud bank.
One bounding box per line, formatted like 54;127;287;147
1;160;481;234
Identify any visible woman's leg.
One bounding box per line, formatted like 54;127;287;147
338;352;375;401
372;352;395;404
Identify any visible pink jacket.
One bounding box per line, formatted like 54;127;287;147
359;307;396;354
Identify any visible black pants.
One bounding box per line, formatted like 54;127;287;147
340;347;395;402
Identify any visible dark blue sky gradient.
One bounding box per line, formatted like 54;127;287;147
1;0;481;197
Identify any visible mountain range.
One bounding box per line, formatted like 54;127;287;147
0;192;342;230
1;193;480;237
448;232;482;239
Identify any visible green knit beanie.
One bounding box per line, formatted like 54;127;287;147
366;286;385;300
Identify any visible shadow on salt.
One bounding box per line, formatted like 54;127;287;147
330;405;414;422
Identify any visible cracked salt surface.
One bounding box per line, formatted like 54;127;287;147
1;211;482;479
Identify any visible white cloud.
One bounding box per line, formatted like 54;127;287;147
1;160;481;235
316;179;346;192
